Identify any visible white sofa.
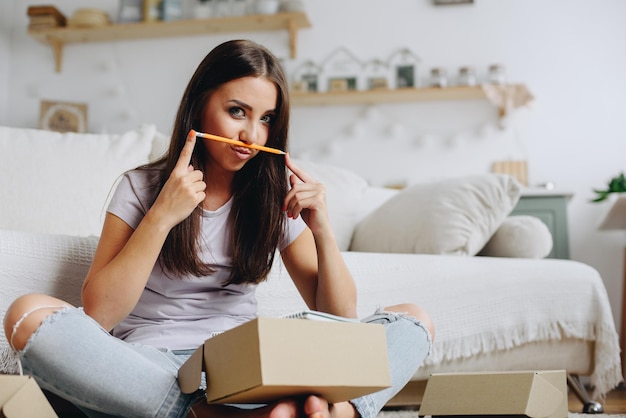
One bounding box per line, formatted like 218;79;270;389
0;125;622;412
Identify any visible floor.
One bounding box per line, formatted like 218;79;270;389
42;375;626;416
569;384;626;414
387;380;626;415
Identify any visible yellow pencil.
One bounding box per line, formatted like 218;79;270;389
195;131;285;155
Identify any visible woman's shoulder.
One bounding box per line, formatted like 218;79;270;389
109;165;166;222
114;165;165;206
123;165;164;189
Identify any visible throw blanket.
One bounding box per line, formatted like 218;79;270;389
257;252;623;399
1;230;622;400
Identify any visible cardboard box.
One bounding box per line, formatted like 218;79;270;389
178;317;391;404
419;370;568;418
0;375;58;418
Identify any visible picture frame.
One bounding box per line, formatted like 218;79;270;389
39;100;88;133
433;0;473;5
118;0;143;23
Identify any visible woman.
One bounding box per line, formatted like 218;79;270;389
4;39;433;418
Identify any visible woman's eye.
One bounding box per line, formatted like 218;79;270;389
260;114;275;125
229;107;245;118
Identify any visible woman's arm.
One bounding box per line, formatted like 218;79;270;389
82;131;206;330
280;155;357;318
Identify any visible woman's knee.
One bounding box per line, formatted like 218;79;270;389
384;303;435;341
3;294;73;351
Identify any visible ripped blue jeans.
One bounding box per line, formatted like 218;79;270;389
17;308;431;418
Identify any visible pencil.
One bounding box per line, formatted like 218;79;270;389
195;131;285;155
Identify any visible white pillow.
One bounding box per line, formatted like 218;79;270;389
0;124;156;237
292;159;369;251
478;215;553;258
0;229;97;374
350;174;522;256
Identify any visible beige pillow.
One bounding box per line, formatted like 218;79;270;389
292;159;369;251
349;174;522;255
478;215;553;258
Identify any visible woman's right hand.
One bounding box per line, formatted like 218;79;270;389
151;130;206;229
82;130;205;329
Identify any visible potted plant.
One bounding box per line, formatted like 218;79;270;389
591;172;626;202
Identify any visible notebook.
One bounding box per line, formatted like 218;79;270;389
281;310;360;323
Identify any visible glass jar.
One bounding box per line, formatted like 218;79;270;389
429;67;447;88
214;0;231;16
487;64;506;85
194;0;214;18
457;66;477;87
229;0;247;16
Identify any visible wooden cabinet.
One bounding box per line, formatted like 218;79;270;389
28;12;311;72
510;191;573;259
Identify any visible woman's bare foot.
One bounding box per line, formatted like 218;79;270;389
188;396;358;418
188;398;299;418
303;396;358;418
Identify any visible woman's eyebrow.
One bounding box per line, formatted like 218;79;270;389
229;99;275;114
229;99;252;111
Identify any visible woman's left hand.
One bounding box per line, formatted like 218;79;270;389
283;154;331;235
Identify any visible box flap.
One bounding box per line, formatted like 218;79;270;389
0;376;58;418
203;318;264;402
525;374;563;418
419;371;566;418
177;345;205;394
0;375;27;406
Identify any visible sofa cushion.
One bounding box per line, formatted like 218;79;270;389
478;215;553;258
349;174;521;256
0;229;97;374
0;125;156;237
292;159;369;251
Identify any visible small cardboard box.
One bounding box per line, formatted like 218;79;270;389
0;375;58;418
419;370;568;418
178;317;391;404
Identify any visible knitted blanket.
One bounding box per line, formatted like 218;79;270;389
1;229;622;399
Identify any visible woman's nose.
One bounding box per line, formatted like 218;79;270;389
239;123;257;144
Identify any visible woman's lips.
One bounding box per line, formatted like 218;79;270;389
232;145;253;158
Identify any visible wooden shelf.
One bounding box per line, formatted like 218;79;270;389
28;11;311;72
290;84;533;118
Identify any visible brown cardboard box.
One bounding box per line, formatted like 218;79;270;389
178;317;391;404
419;370;568;418
0;375;58;418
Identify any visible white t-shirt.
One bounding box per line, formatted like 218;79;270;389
107;168;306;350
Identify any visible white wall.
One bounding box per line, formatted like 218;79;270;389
3;0;626;329
0;1;14;126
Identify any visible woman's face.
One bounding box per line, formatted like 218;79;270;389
199;76;278;173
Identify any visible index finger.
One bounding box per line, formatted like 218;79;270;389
284;153;315;184
174;130;197;172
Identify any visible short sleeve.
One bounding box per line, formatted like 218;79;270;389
278;215;307;251
107;169;160;230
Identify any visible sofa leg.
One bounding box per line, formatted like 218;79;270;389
567;374;604;414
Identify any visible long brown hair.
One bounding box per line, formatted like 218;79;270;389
146;39;290;285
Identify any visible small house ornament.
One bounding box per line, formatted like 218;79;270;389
291;60;321;93
320;47;362;92
387;48;421;89
363;59;390;90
